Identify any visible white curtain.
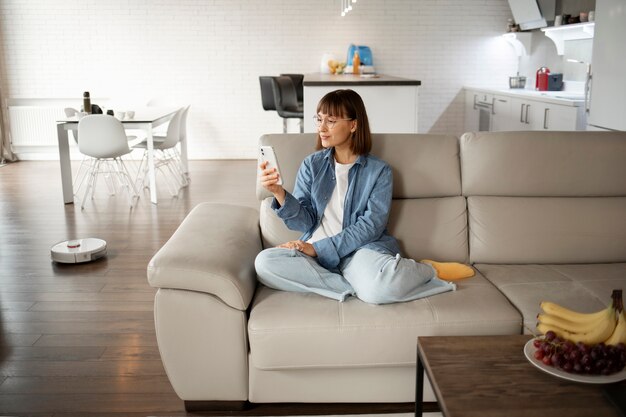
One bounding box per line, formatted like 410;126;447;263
0;85;17;163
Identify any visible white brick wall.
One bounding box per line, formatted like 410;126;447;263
0;0;518;159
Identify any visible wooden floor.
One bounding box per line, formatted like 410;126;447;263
0;160;420;417
0;160;260;416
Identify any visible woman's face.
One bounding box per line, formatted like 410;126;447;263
316;112;357;150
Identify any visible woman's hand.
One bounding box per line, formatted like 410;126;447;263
277;240;317;257
259;160;285;204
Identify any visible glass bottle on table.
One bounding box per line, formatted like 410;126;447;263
353;51;360;75
83;92;92;114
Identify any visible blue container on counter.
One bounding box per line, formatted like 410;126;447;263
347;44;373;66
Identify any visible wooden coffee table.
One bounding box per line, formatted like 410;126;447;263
415;335;626;417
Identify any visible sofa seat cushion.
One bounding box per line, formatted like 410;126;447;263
474;263;626;333
248;273;521;370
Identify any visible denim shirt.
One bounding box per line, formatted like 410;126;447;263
272;147;401;271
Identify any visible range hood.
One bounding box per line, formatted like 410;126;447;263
507;0;555;30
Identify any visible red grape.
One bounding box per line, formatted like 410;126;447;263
531;335;626;376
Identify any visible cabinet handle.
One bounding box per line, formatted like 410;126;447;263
491;97;496;115
543;108;549;129
473;94;478;110
525;104;530;124
520;104;525;123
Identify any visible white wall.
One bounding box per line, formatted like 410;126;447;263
0;0;519;159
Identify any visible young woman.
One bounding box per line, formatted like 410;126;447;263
255;89;470;304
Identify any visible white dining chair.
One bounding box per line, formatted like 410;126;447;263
65;107;95;197
133;106;189;196
172;105;191;185
77;115;139;209
146;97;170;136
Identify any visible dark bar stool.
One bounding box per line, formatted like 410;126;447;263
259;76;277;112
280;73;304;108
272;75;304;133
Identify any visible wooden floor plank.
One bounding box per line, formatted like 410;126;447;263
33;333;158;347
1;292;155;302
0;393;184;413
0;376;174;394
0;333;42;347
98;346;162;361
0;283;106;293
1;311;154;322
28;301;154;312
3;320;155;334
0;274;142;283
1;346;106;361
0;360;167;377
99;282;157;293
0;301;35;311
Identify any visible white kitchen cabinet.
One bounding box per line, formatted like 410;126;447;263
508;97;532;130
542;103;579;130
465;88;586;132
514;99;580;130
303;74;419;133
492;95;514;131
464;90;480;132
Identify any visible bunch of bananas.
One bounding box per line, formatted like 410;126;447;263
537;289;626;346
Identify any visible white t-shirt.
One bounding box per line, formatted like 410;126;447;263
308;160;354;243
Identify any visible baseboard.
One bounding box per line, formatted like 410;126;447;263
183;401;438;415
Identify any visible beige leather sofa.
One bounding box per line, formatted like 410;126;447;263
147;131;626;411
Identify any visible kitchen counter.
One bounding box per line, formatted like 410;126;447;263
304;73;421;87
304;73;421;133
464;86;585;107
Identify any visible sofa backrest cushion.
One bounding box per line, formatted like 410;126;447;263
389;197;468;263
257;134;468;262
461;131;626;264
461;131;626;196
467;196;626;264
257;133;462;200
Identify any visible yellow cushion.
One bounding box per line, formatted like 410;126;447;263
420;259;475;281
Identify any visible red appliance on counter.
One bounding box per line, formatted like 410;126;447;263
536;67;550;91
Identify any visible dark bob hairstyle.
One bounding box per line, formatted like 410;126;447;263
315;89;372;155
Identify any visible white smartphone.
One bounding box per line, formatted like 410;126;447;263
259;146;283;186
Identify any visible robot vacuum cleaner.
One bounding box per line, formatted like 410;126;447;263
50;238;107;263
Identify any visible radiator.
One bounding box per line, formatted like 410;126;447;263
8;105;66;147
5;98;93;160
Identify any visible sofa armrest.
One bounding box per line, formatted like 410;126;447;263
147;202;262;311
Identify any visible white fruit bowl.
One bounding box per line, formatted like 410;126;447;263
524;339;626;384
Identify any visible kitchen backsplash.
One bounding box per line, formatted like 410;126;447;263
516;33;592;92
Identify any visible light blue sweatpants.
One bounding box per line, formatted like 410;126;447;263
254;247;456;304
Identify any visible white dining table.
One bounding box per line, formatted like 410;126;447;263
56;107;184;205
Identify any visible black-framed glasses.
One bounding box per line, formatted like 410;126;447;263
312;115;353;130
